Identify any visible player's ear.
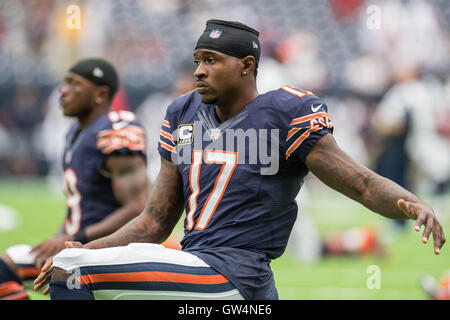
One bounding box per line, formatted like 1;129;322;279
241;56;256;77
94;86;110;104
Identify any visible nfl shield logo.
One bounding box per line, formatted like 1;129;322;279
209;128;221;140
209;29;222;39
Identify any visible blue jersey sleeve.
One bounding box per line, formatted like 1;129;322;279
158;114;177;162
281;87;333;163
157;91;198;163
96;110;147;158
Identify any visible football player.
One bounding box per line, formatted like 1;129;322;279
35;21;445;300
0;58;149;300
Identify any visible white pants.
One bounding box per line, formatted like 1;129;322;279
53;243;244;300
5;244;40;283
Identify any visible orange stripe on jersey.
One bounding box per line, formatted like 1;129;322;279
101;141;146;154
159;139;176;153
77;271;230;285
281;86;313;98
163;120;171;128
160;129;174;144
97;125;146;154
285;127;322;159
2;291;29;300
286;127;301;141
0;281;25;297
290;112;328;126
18;267;41;279
286;85;313;95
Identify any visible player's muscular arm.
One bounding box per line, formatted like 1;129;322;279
305;134;414;218
85;157;184;249
305;134;445;254
83;154;150;242
34;157;184;294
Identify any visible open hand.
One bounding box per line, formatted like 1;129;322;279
30;234;73;268
397;199;446;255
33;241;85;295
33;256;53;295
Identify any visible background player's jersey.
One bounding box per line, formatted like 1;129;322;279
62;110;146;235
158;87;333;299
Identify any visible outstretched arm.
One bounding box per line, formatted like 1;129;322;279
34;157;184;294
305;134;446;254
85;156;184;249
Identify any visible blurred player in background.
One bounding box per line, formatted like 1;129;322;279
289;190;385;264
0;58;149;300
35;20;445;300
374;61;450;214
421;271;450;300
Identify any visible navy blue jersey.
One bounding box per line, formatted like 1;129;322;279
62;110;146;235
158;87;333;299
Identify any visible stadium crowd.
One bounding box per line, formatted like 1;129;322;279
0;0;449;199
0;0;448;300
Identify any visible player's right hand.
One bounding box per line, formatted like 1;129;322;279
33;256;53;295
397;199;446;255
33;241;84;295
30;234;73;268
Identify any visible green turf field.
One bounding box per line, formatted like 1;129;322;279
0;179;448;300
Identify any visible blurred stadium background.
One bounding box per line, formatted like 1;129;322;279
0;0;449;299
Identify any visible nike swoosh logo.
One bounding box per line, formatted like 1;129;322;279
311;103;323;112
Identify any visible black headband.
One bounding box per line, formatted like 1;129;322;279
195;19;261;67
69;58;119;96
